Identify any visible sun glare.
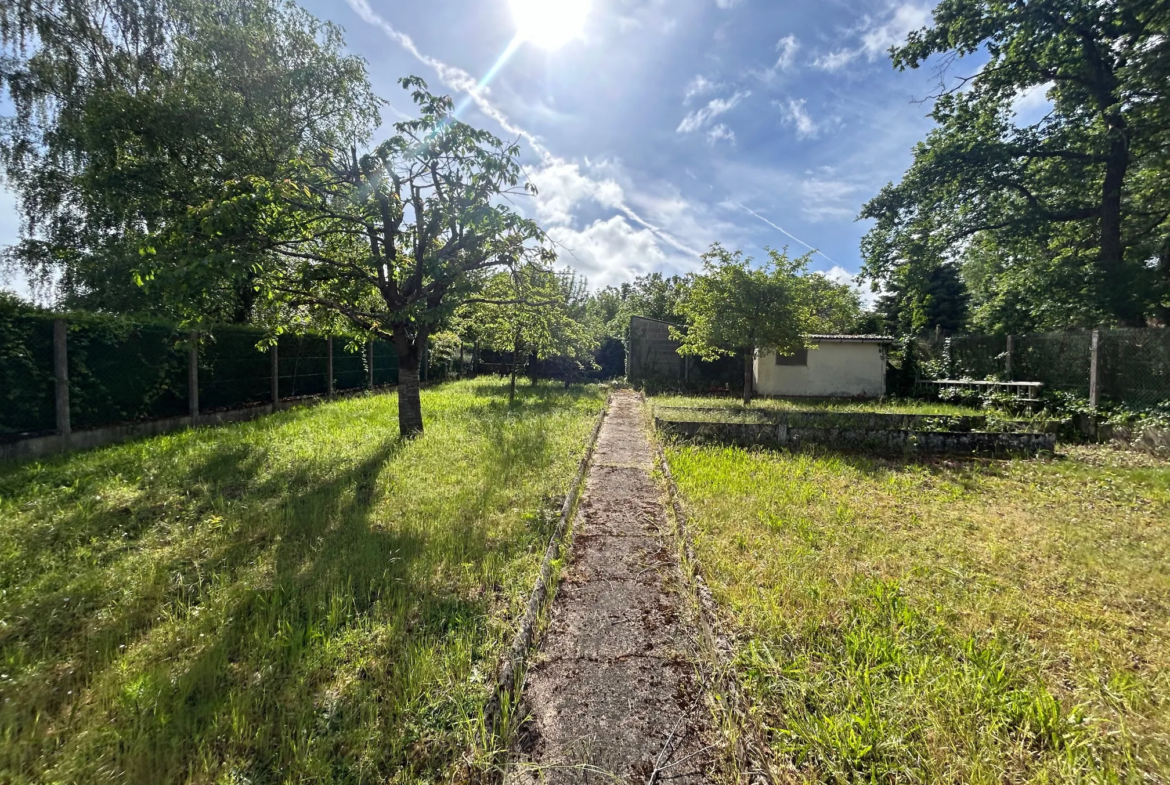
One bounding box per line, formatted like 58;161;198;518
508;0;591;50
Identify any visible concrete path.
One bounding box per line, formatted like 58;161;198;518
508;391;713;784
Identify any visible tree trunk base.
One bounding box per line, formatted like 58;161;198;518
399;368;424;436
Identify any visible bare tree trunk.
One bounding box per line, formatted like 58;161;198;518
743;349;754;406
394;328;424;437
1158;237;1170;327
1100;117;1140;325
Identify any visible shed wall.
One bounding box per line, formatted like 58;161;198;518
755;342;886;397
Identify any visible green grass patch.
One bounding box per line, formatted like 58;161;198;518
652;394;986;417
666;442;1170;782
0;379;604;784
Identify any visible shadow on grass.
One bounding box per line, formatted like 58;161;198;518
0;420;493;782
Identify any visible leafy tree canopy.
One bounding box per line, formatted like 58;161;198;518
876;261;970;335
153;78;550;436
673;244;861;404
861;0;1170;329
460;267;597;400
0;0;381;320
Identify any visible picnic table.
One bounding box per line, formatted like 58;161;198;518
918;379;1044;403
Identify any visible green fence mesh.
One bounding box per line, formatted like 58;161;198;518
915;329;1168;407
67;319;189;430
0;315;55;438
1014;332;1093;397
0;312;406;438
1098;329;1170;407
948;335;1008;380
199;327;275;412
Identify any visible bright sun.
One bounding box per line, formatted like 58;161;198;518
508;0;591;50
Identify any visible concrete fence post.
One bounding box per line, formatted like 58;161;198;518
1005;334;1014;380
327;337;334;396
1089;328;1101;408
53;319;71;437
271;341;280;407
367;340;375;389
188;331;199;418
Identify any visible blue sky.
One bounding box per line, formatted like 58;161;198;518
3;0;985;301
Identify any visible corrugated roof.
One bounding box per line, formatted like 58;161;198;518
805;334;895;343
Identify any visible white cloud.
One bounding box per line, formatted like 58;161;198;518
706;124;736;145
1012;82;1054;120
799;174;861;222
812;49;860;72
779;99;820;139
530;160;624;227
684;74;724;105
714;0;744;8
548;216;669;287
677;91;750;133
818;265;876;308
775;35;801;71
813;2;932;72
344;0;706;274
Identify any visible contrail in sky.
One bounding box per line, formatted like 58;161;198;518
343;0;702;259
735;203;837;265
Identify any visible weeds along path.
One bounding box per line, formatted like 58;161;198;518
508;391;714;783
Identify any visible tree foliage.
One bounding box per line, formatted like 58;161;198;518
460;267;597;400
673;244;861;404
861;0;1170;329
0;0;380;320
155;78;549;436
876;262;970;335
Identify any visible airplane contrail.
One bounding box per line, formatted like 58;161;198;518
734;202;838;265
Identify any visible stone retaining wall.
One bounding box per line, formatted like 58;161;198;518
657;418;1057;456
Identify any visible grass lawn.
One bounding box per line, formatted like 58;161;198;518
665;441;1170;783
652;394;986;417
0;379;604;784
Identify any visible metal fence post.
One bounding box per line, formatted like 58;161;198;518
1005;334;1014;380
271;341;280;407
188;331;199;418
368;340;375;389
53;319;71;437
327;336;334;396
1089;328;1101;407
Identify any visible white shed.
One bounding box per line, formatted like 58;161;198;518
754;335;894;398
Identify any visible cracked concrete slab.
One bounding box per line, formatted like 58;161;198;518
507;391;715;784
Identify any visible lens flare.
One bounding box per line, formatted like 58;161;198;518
508;0;592;50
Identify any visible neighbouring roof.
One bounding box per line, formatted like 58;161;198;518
804;334;896;343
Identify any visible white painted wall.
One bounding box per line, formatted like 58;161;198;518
754;342;887;398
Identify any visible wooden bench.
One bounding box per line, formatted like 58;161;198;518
918;379;1044;403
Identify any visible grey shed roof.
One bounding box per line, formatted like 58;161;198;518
804;334;896;343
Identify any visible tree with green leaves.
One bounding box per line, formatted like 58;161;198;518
673;244;861;405
0;0;380;320
861;0;1170;328
875;262;969;335
589;273;690;340
152;78;549;436
462;267;597;401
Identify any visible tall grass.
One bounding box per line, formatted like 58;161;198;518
0;380;604;784
666;443;1170;782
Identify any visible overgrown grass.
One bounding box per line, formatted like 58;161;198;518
665;441;1170;782
0;379;605;784
652;394;986;417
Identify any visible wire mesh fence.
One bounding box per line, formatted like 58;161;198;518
915;328;1169;408
0;312;403;441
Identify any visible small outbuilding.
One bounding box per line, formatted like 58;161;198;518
754;335;894;398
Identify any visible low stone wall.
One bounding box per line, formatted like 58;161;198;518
657;418;1057;456
654;407;1060;434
